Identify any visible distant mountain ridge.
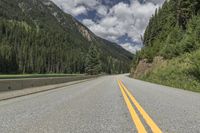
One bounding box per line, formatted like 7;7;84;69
0;0;132;74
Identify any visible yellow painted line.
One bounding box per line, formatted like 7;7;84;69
119;80;162;133
117;80;147;133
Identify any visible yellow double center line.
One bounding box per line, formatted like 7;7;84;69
117;80;162;133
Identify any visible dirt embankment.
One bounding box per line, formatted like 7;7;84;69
131;56;164;78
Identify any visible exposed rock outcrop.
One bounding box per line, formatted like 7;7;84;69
76;23;92;41
132;56;164;78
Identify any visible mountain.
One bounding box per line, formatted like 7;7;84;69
131;0;200;91
0;0;133;74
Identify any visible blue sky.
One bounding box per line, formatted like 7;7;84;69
51;0;165;53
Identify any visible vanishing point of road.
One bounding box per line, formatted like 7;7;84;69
0;75;200;133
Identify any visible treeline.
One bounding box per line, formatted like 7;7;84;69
132;0;200;82
0;19;129;74
133;0;200;63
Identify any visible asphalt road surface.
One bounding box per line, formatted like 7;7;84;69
0;75;200;133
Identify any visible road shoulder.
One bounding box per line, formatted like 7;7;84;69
0;78;94;101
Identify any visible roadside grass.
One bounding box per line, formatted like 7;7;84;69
140;50;200;92
0;74;84;79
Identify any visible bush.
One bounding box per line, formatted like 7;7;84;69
160;43;183;59
160;26;183;59
140;40;162;62
181;35;197;52
189;52;200;80
180;16;200;53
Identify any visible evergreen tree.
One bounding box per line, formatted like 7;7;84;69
136;0;200;63
85;45;102;75
176;0;193;29
0;0;132;74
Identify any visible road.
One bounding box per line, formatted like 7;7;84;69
0;75;200;133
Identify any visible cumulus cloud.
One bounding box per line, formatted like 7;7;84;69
82;19;95;26
121;43;143;53
51;0;99;16
71;6;87;16
83;1;159;43
96;5;108;16
51;0;165;53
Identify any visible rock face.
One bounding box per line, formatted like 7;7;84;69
132;59;152;78
132;56;164;78
76;22;93;41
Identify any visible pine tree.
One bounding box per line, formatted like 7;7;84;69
85;45;101;75
176;0;197;29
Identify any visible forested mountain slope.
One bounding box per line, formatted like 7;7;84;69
0;0;132;74
131;0;200;91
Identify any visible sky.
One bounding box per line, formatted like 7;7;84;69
51;0;165;53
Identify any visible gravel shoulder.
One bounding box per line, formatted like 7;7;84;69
0;78;93;101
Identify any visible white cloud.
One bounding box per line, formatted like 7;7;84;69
100;17;118;28
72;6;87;16
51;0;165;53
82;19;95;26
121;43;143;54
51;0;99;16
83;1;159;43
96;5;108;16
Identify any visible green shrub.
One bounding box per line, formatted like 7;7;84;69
189;52;200;80
160;26;183;59
181;35;197;52
140;52;200;92
180;16;200;53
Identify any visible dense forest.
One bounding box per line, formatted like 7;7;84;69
132;0;200;91
0;0;133;74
